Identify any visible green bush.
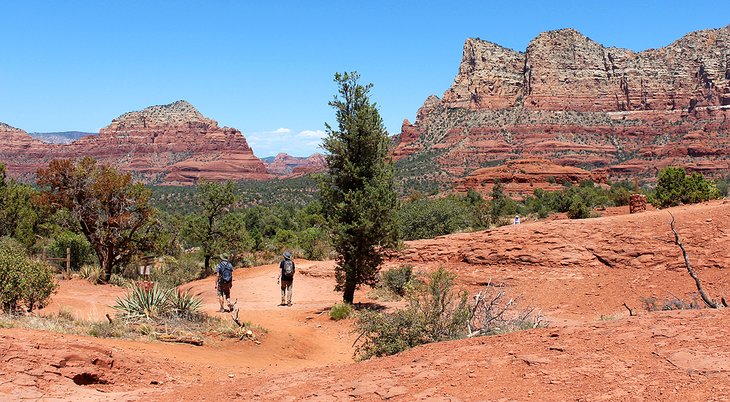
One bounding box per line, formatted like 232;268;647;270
354;267;470;359
329;302;353;320
48;231;94;270
567;195;591;219
380;265;414;296
150;254;202;288
654;167;719;208
399;196;480;240
0;239;57;312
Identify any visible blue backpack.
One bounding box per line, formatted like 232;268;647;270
218;261;233;282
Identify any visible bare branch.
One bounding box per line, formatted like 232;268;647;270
668;213;719;309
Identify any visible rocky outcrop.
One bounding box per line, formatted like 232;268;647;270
0;101;271;184
455;158;605;199
395;25;730;183
264;153;326;177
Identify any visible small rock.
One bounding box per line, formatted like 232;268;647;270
228;374;235;378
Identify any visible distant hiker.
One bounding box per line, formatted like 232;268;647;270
278;251;295;306
216;254;234;312
514;215;521;225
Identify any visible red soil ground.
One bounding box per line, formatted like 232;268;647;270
2;200;730;401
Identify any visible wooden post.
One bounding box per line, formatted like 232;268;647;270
66;247;71;279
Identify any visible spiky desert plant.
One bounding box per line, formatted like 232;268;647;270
113;283;172;320
168;288;203;319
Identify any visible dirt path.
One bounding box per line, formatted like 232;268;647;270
4;200;730;400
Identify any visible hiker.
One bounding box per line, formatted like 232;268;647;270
513;215;521;225
215;253;234;312
277;251;295;306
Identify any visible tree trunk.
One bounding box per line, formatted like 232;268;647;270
103;248;114;283
204;254;212;277
343;263;357;304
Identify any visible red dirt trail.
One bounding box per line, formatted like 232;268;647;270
2;200;730;401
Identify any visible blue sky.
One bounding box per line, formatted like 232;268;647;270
1;1;728;157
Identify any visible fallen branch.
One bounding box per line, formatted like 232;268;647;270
669;213;719;309
156;334;204;346
623;303;636;317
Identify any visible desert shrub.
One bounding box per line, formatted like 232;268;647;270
88;321;127;338
355;267;470;359
654;167;719;208
567;195;591;219
150;255;202;288
399;196;479;240
0;241;57;312
297;226;331;260
380;265;414;296
468;284;546;336
79;264;102;285
48;231;94;270
329;302;353;320
108;274;130;288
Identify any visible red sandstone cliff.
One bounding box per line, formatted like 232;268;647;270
394;25;730;183
264;153;326;177
0;101;271;184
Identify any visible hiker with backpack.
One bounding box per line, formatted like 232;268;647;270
278;251;295;306
216;253;234;312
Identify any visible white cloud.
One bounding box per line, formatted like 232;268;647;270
246;127;326;157
297;129;326;138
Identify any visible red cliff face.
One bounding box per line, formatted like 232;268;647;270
395;25;730;183
0;101;271;184
264;153;326;177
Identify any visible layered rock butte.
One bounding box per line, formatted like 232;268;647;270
394;25;730;184
0;101;271;184
264;152;326;177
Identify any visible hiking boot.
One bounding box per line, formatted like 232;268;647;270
287;302;292;306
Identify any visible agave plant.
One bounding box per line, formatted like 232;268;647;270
168;288;203;319
113;283;173;320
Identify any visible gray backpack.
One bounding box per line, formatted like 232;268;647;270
283;259;294;277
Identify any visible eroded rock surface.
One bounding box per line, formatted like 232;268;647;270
395;25;730;184
0;101;270;184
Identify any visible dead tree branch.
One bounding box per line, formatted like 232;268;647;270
669;213;719;309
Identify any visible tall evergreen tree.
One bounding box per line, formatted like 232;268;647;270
320;72;399;304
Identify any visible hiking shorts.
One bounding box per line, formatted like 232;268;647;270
217;280;232;298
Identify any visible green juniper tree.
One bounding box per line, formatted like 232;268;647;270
184;180;249;275
320;72;399;304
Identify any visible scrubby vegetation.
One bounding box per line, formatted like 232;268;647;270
651;167;720;208
0;237;57;312
329;302;354;320
355;267;545;360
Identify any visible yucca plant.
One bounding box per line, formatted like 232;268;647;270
79;264;102;285
113;283;173;320
168;288;203;320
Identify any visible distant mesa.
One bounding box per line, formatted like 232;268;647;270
0;100;272;185
394;25;730;188
29;131;96;145
263;153;326;177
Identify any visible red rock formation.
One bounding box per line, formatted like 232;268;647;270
395;25;730;183
455;158;605;199
264;153;326;177
0;101;271;184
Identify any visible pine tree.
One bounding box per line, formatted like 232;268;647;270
320;72;399;304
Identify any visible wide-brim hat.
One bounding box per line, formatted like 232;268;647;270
283;251;292;259
220;253;229;261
